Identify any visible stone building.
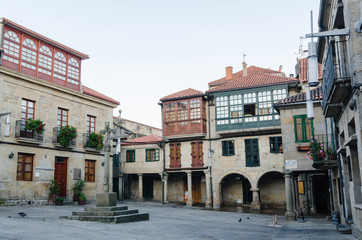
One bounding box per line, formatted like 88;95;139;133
0;18;119;204
313;0;362;237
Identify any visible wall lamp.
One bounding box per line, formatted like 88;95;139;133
9;151;14;159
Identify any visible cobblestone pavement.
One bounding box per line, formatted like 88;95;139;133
0;201;356;240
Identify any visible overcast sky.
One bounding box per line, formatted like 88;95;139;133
2;0;320;128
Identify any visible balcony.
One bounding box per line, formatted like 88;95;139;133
310;134;338;170
322;41;352;117
82;133;103;153
163;119;207;140
14;120;43;144
52;127;76;148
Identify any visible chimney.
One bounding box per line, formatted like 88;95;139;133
242;62;247;76
278;65;283;72
225;66;233;80
289;74;294;78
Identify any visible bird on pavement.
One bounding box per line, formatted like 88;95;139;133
18;212;27;217
238;218;242;222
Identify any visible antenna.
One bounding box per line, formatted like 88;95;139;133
243;54;247;62
310;11;314;42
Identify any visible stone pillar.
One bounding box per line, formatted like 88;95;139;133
138;174;144;202
250;188;261;209
186;171;193;207
163;173;168;204
310;175;316;214
213;183;221;209
285;171;296;220
204;169;211;208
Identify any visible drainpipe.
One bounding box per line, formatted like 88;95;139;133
206;94;213;208
333;118;345;218
159;101;166;204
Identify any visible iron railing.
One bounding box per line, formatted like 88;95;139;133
310;134;337;164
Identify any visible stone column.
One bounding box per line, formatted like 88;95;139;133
204;169;211;208
310;175;316;214
138;174;144;202
186;171;193;207
285;171;296;220
250;188;261;209
163;173;168;204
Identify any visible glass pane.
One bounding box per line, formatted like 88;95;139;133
24;173;31;181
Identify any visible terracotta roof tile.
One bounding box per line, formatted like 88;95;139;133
274;87;322;106
1;18;89;59
208;66;283;87
160;88;204;101
297;58;323;82
82;85;120;105
122;134;162;145
206;73;298;93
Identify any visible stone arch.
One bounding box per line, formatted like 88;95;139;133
257;171;286;209
218;173;253;207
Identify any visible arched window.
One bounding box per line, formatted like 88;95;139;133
54;52;66;80
21;38;37;70
38;46;52;76
67;58;80;85
3;30;20;64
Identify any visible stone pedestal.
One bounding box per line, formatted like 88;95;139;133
96;192;117;207
250;188;261;209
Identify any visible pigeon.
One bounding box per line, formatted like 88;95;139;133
8;216;11;218
18;212;27;217
238;218;242;222
246;217;250;220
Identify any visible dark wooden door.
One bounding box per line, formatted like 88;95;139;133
192;176;202;203
54;157;67;196
143;176;153;200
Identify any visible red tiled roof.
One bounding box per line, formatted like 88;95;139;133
297;58;323;82
160;88;204;101
1;18;89;60
208;66;283;87
82;85;120;105
206;73;298;93
274;87;322;106
122;134;162;145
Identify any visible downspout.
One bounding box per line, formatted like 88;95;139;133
159;101;166;204
207;94;213;208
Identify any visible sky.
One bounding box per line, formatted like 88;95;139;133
2;0;320;129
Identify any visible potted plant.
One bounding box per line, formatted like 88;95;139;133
55;197;64;206
86;132;104;150
306;136;326;161
78;193;87;205
48;180;60;205
72;179;86;202
25;118;46;134
58;125;77;147
326;147;337;160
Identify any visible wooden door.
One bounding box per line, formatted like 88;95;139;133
54;157;67;196
143;176;153;200
192;176;202;203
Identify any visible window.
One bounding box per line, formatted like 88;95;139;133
68;58;80;85
57;108;68;128
258;91;272;121
38;45;52;76
270;136;282;153
222;140;235;156
85;160;95;182
294;115;314;143
21;38;37;70
216;96;229;125
245;139;260;167
87;115;96;134
177;101;188;121
3;30;20;64
165;102;175;122
190;99;201;124
170;143;181;167
126;150;135;162
230;95;242;124
191;142;203;167
146;149;159;162
54;52;66;80
17;153;33;181
21;99;35;132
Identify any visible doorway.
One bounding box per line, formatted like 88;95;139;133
143;175;153;200
54;157;67;196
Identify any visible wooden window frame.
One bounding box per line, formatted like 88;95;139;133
16;153;34;181
294;115;314;143
245;138;260;167
191;141;203;167
126;150;135;163
57;108;68;128
222;140;235;156
269;136;282;153
146;149;159;162
169;143;181;167
21;99;35;132
85;160;96;182
87;115;96;134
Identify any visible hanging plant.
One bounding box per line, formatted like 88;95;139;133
58;125;77;147
25;118;46;134
87;132;104;150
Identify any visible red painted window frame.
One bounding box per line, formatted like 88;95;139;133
57;108;68;128
16;153;34;181
85;160;95;182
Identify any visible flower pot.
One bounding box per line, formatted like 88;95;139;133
55;200;63;206
48;193;58;205
78;200;86;205
73;194;80;202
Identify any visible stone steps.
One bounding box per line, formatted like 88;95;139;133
61;205;149;224
336;224;352;234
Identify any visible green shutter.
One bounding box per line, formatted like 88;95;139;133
245;139;260;167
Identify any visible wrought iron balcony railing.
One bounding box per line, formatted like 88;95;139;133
52;127;76;147
15;120;43;143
